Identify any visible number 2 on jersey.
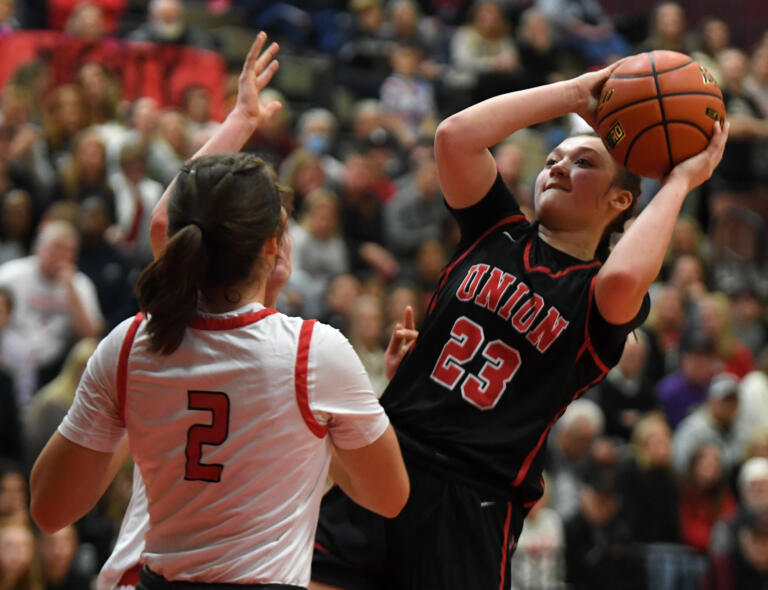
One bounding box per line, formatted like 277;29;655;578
185;391;230;482
430;316;521;410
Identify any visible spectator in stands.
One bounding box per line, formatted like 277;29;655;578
638;1;692;54
9;61;52;127
673;373;745;479
384;154;447;264
745;43;768;119
656;329;721;428
449;1;523;104
319;273;361;334
668;253;709;310
0;220;104;389
53;129;116;220
75;62;124;161
42;85;91;172
546;398;604;521
181;85;219;140
127;0;217;51
23;338;98;475
0;86;56;203
75;197;137;329
279;151;328;217
588;331;658;441
0;522;42;589
709;48;768;243
564;457;646;590
0;348;20;465
384;282;423;335
679;442;738;554
621;413;681;543
335;0;393;99
0;190;35;266
509;474;566;590
39;525;91;590
0;461;27;525
0;0;19;33
108;141;163;268
697;292;755;378
730;286;768;361
348;294;388;396
380;40;438;142
705;507;768;589
64;1;108;42
288;188;349;318
47;0;125;34
0;288;34;410
146;109;190;186
336;151;398;279
534;0;630;67
661;216;708;281
515;7;567;90
282;107;343;191
691;17;730;85
710;457;768;559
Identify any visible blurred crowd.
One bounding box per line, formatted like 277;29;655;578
0;0;768;589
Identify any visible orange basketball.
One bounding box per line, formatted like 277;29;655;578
596;50;726;179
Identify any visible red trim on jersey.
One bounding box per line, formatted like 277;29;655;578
512;370;608;487
189;308;277;330
582;276;611;373
296;320;328;438
428;215;525;314
523;236;601;278
117;313;145;425
498;501;513;590
314;541;329;553
523;499;539;509
117;562;142;586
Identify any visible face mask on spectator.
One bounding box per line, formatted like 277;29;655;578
152;20;183;40
303;132;330;155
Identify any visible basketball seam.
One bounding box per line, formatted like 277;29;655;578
610;58;695;79
622;121;709;173
596;91;723;127
643;52;674;173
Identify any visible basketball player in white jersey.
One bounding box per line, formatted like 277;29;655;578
29;33;410;590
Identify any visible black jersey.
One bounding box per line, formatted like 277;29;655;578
381;173;650;506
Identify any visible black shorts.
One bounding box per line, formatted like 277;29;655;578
312;464;524;590
137;566;305;590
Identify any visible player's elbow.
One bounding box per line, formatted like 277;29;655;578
29;495;65;534
379;478;410;518
435;115;467;159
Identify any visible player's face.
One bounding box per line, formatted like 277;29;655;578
533;136;618;232
264;210;291;307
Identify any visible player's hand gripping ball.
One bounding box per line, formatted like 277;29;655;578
596;50;726;179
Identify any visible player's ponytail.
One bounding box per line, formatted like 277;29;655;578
135;224;206;355
135;153;290;355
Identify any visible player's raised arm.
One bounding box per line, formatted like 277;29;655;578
149;32;282;257
434;63;621;210
595;121;729;325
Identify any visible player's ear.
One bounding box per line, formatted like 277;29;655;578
609;187;633;214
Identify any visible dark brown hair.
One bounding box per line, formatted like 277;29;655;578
135;153;290;355
595;159;642;261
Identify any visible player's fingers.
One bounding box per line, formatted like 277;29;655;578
255;41;280;74
256;59;280;89
243;32;267;75
386;323;404;353
403;305;415;331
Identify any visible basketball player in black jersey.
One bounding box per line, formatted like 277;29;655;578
311;61;729;590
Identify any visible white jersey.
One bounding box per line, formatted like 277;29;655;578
98;464;148;590
61;302;388;587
